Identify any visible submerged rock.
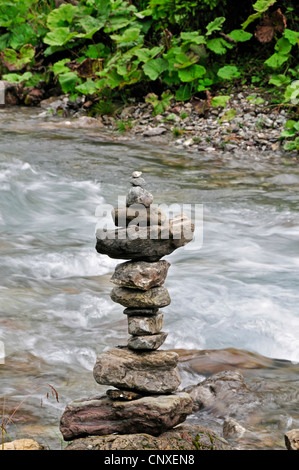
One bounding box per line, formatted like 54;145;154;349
60;393;193;441
93;347;180;394
111;260;170;291
64;424;233;450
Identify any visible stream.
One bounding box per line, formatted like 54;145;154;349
0;107;298;450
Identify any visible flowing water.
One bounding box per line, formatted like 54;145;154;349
0;107;298;450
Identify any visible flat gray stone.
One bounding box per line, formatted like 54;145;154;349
93;347;181;394
111;260;170;291
110;286;171;308
96;215;194;262
60;393;193;441
128;312;164;335
127;332;167;350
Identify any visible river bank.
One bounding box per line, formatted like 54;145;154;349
2;80;298;159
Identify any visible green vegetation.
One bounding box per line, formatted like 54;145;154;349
0;0;298;149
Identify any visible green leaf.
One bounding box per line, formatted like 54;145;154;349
135;46;163;62
175;84;192;101
217;65;240;80
275;37;292;55
59;71;80;93
1;44;35;72
228;29;252;42
180;32;206;45
269;74;291;87
284;80;299;104
111;27;141;44
52;58;71;75
75;79;99;95
206;17;226;36
178;64;206;82
206;38;227;55
242;0;277;29
47;4;77;30
142;58;168;80
44;28;77;46
2;71;32;84
76;16;105;39
211;95;231;107
264;52;289;69
283;29;299;46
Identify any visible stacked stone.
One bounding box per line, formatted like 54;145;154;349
60;172;194;442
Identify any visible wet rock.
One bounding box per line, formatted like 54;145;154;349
96;214;195;262
285;429;299;450
64;424;233;450
62;116;104;128
110;286;171;308
128;312;164;335
126;186;153;207
93;347;180;394
60;393;192;441
127;332;167;350
111;260;170;291
223;417;246;438
183;370;255;414
0;439;44;450
0;81;23;106
143;126;167;137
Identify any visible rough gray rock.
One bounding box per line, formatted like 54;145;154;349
127;332;167;350
64;424;233;450
60;393;193;441
111;260;170;291
128;312;164;335
93;347;181;394
285;429;299;450
126;186;153;207
112;205;167;227
96;215;195;262
110;285;171;308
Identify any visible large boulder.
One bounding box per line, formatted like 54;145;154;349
64;424;233;450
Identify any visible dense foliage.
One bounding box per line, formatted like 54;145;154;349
0;0;298;149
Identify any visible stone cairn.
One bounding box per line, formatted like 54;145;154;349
60;172;195;441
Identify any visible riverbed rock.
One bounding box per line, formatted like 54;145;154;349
111;260;170;291
128;312;164;335
64;424;233;450
285;429;299;450
0;439;44;450
183;370;253;413
106;389;143;401
110;286;171;308
127;332;167;350
126;186;153;207
96;214;194;262
112;205;167;227
60;392;193;441
93;347;181;394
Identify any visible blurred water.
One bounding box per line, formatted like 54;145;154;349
0;107;298;450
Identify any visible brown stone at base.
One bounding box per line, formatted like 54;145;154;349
64;424;233;450
60;393;193;441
